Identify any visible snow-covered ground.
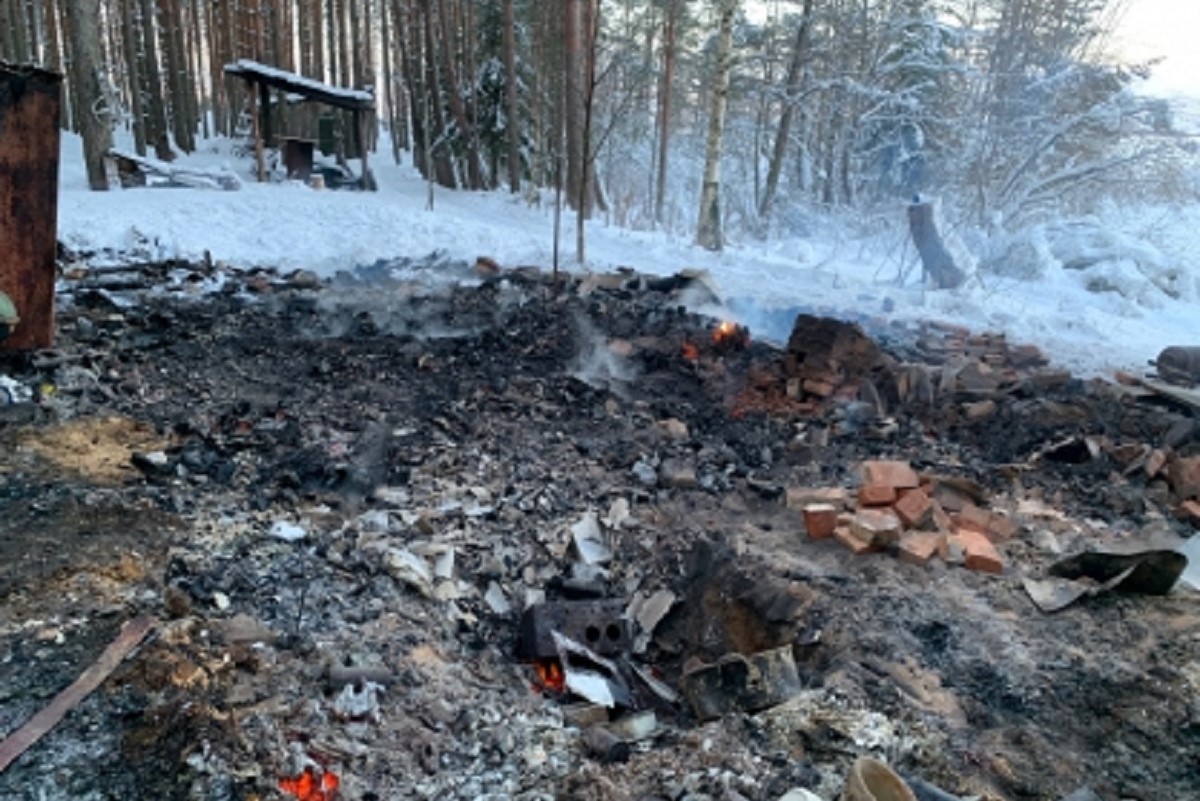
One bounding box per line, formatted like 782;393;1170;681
56;133;1200;377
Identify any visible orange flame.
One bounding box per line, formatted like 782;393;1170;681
533;658;566;693
712;320;746;346
279;766;340;801
682;341;700;361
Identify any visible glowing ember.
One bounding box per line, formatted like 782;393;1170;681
533;658;566;693
279;766;340;801
681;341;700;361
712;320;749;349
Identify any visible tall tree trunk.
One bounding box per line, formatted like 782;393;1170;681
654;0;680;227
138;0;172;158
695;0;737;251
433;0;481;188
563;0;585;213
337;0;352;86
160;0;195;152
188;0;209;139
63;0;114;189
759;0;813;221
501;0;521;192
120;0;147;154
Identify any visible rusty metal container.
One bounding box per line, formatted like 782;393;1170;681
0;63;62;351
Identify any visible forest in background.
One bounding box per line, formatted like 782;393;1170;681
0;0;1196;255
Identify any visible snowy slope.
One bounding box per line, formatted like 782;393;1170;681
55;134;1200;378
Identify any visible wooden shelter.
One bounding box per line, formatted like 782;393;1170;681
223;59;376;190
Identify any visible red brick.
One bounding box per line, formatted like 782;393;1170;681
898;532;945;566
850;508;902;547
955;530;1004;574
834;526;877;555
894;488;933;529
860;460;920;490
858;484;898;508
802;504;839;540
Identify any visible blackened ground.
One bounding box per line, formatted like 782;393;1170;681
0;262;1197;800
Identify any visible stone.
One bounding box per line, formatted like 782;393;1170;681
657;418;690;440
659;458;698;489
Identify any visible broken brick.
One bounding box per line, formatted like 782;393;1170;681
986;511;1018;542
954;503;993;536
858;484;898;508
802;504;838;540
834;526;877;555
898;531;945;566
931;500;954;533
962;399;997;421
1177;500;1200;529
850;508;902;547
953;530;1004;574
803;378;836;398
1145;449;1168;479
860;460;920;490
1167;456;1200;500
786;487;848;511
894;488;933;529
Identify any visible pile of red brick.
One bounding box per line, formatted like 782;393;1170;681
789;460;1017;574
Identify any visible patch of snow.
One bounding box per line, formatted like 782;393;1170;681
54;132;1200;379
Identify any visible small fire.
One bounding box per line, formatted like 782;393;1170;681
712;320;748;348
681;341;700;361
279;766;340;801
532;658;566;693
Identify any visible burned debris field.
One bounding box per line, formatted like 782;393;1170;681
0;258;1198;801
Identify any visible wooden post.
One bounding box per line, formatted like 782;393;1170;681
356;110;375;190
248;79;266;182
907;201;966;289
0;65;63;351
259;80;272;149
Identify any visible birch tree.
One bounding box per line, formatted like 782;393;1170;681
695;0;737;251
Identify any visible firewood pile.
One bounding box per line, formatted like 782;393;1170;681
0;253;1197;801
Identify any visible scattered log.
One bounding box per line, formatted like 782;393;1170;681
0;615;156;774
907;200;965;289
109;149;241;191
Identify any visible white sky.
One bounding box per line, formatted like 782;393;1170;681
1112;0;1200;98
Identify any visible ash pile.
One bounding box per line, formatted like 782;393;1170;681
0;252;1198;801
